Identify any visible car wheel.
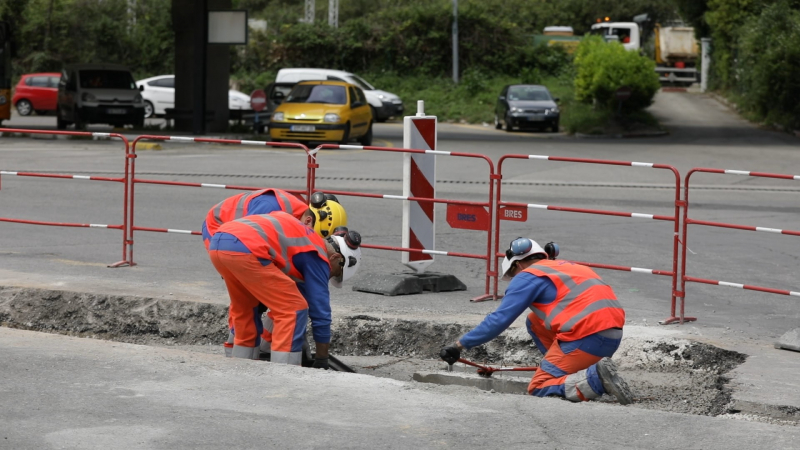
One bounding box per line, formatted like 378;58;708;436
143;101;154;118
494;114;502;130
339;122;350;145
358;122;373;146
504;114;513;132
16;99;32;116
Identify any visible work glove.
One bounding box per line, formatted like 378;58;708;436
312;357;330;370
439;345;461;365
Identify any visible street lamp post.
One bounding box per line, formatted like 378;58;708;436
452;0;458;83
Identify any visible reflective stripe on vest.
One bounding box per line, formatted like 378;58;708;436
525;261;624;336
213;191;257;225
208;189;307;238
232;212;327;283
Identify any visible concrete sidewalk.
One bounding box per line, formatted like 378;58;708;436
1;327;799;450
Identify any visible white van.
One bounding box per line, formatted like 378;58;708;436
275;68;403;122
57;63;145;129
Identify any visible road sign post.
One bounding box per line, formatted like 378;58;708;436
250;89;267;134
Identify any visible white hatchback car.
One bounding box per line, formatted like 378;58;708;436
136;75;251;118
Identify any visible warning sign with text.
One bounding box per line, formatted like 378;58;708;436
499;205;528;222
446;204;490;231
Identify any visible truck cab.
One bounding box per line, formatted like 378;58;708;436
589;22;641;52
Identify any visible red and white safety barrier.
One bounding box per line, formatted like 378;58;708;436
402;101;438;272
121;135;313;266
310;141;498;302
495;154;683;317
677;167;800;323
0;128;131;267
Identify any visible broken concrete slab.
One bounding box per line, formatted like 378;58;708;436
774;328;800;352
352;271;466;296
413;370;530;394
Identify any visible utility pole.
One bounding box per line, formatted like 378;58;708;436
304;0;315;24
452;0;459;83
328;0;339;28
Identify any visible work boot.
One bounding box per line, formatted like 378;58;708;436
596;358;633;405
231;345;260;360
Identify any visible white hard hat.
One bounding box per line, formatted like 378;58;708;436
329;232;362;288
500;238;547;281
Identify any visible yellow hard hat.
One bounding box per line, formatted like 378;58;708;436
309;192;347;238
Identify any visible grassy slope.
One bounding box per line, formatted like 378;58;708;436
365;72;659;134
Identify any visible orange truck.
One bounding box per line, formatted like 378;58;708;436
591;19;700;85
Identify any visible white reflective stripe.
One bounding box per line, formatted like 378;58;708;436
795;176;799;180
383;195;408;200
725;170;750;176
169;136;195;142
426;150;450;155
0;171;18;175
755;227;783;233
240;140;264;146
167;229;194;234
527;204;548;209
340;145;364;150
89;224;108;228
719;281;744;289
422;250;448;255
631;267;654;274
791;291;800;297
631;162;654;167
631;213;654;219
528;155;549;160
200;183;226;189
73;175;91;180
92;133;111;138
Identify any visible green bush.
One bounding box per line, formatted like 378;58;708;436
573;36;660;112
737;0;800;129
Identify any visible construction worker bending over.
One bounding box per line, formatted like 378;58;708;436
209;210;362;366
203;188;347;249
203;189;348;358
440;238;633;404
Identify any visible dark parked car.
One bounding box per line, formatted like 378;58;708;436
495;84;560;132
57;63;145;130
12;72;60;116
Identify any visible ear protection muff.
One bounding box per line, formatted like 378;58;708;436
544;242;559;260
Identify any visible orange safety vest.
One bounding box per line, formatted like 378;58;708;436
217;211;329;283
523;260;625;341
205;188;308;243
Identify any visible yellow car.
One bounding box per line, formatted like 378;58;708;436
269;80;373;146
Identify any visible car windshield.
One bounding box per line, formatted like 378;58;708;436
79;70;137;90
286;84;347;105
507;86;552;101
347;75;375;90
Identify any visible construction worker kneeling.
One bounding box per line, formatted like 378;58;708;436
440;238;633;404
209;210;361;366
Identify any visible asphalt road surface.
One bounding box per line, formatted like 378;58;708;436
1;91;798;338
2;90;800;448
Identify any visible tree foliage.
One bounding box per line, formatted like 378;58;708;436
0;0;173;78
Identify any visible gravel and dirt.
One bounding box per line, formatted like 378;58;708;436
2;285;783;423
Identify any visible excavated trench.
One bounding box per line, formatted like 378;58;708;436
0;286;774;421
